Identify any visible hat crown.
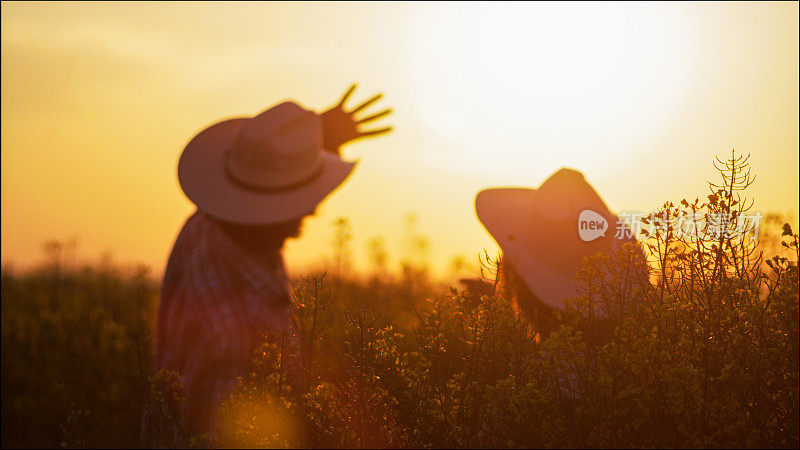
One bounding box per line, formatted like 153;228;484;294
226;102;324;190
531;168;590;221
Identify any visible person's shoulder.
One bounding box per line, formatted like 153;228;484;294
162;210;207;285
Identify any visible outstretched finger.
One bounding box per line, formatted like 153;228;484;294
350;93;383;114
338;84;357;107
357;126;393;138
356;109;392;124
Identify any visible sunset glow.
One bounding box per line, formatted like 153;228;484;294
2;1;798;278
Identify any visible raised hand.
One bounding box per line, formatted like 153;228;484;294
320;84;393;154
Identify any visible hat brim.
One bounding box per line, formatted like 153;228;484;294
178;118;356;225
477;188;580;309
476;187;631;310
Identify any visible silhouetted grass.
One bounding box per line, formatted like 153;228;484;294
2;152;798;448
1;256;157;448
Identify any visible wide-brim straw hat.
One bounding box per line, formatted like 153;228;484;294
178;101;356;225
476;168;637;310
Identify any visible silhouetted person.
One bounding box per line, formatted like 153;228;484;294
473;168;641;336
149;85;392;439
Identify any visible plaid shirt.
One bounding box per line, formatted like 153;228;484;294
153;211;298;433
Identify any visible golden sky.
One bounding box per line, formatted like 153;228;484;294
2;1;798;279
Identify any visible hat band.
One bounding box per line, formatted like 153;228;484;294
225;150;325;192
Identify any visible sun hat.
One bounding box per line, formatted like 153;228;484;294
178;101;356;224
476;168;638;310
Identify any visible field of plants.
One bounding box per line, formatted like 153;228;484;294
2;155;798;448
